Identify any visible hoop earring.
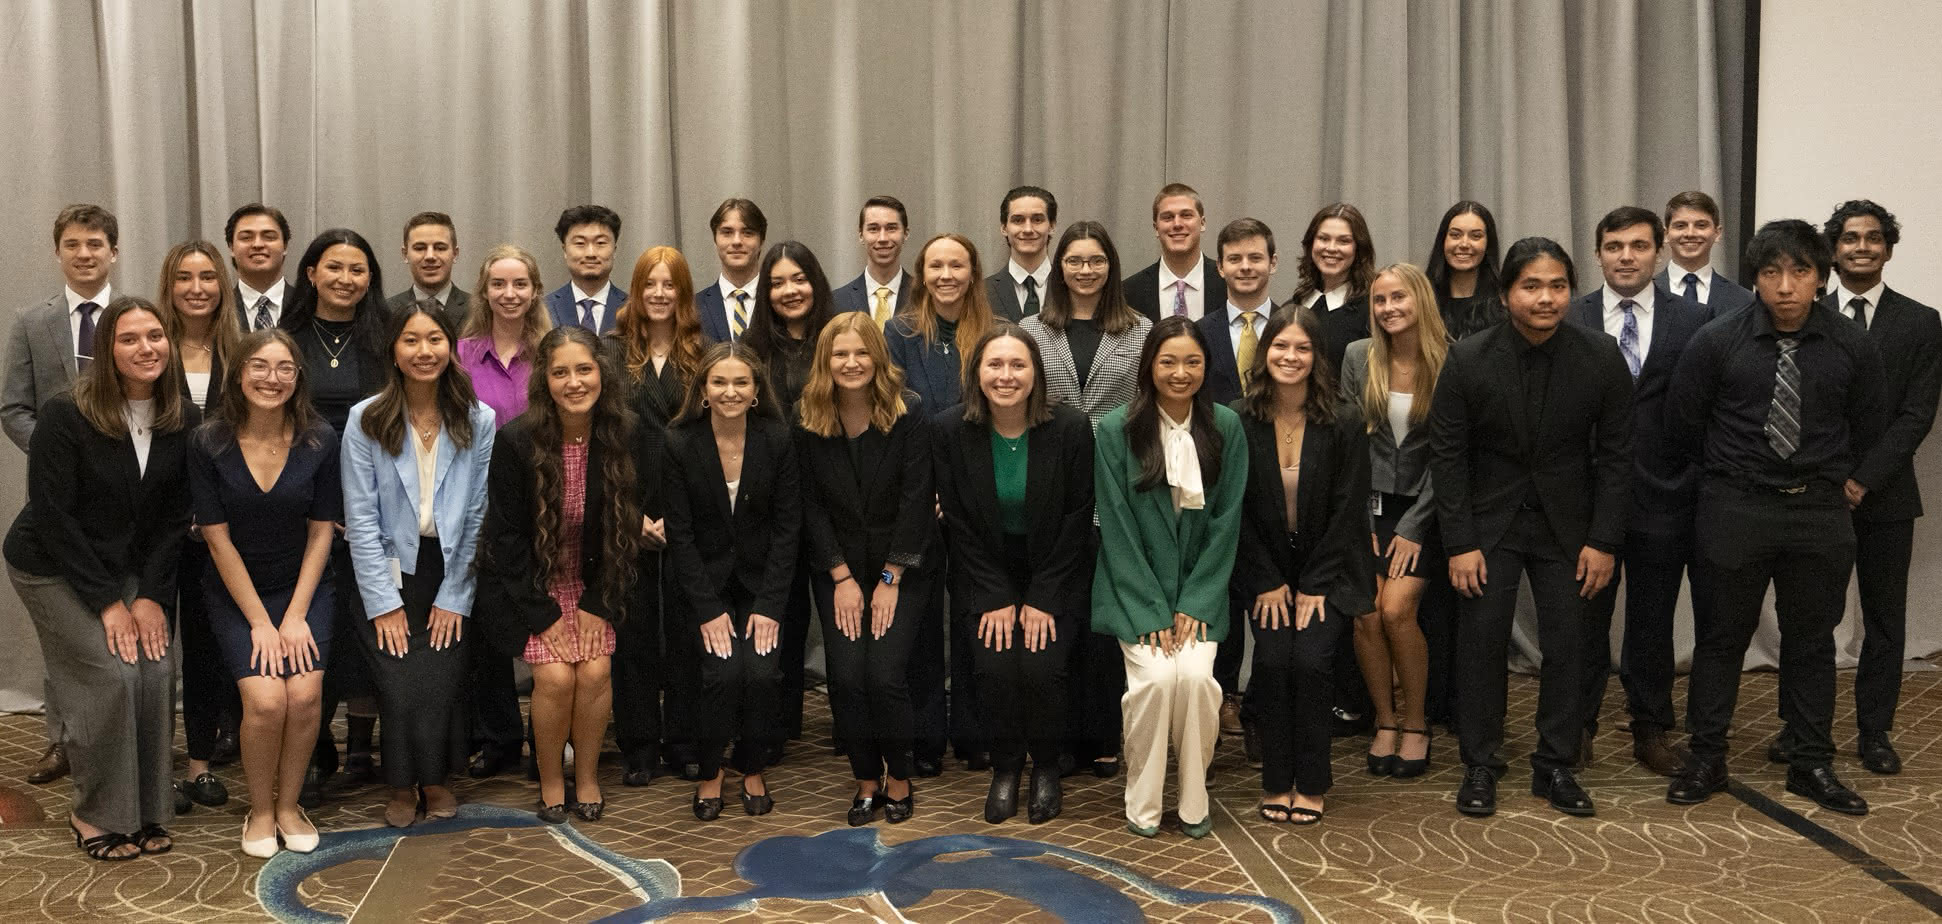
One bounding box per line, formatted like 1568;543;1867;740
750;396;758;408
701;398;709;409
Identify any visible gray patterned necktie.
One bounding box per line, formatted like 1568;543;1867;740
1765;337;1802;459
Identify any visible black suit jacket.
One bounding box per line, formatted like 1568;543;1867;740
386;286;471;332
796;397;937;580
1566;284;1712;538
663;413;800;623
1824;287;1942;521
1656;266;1754;315
3;392;199;614
1196;308;1245;406
985;270;1038;322
1228;404;1374;617
935;404;1095;617
1429;321;1634;556
832;270;914;316
1125;257;1229;324
1296;294;1369;376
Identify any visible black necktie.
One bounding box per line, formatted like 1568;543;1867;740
1682;272;1702;305
1022;276;1039;317
76;301;98;371
1848;296;1869;330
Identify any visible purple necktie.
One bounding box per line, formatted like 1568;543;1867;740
76;301;98;371
1172;280;1189;317
1618;299;1641;380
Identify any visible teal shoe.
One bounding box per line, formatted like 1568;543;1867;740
1126;819;1160;838
1181;815;1214;839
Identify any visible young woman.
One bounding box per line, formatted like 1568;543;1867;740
5;297;197;860
479;326;645;823
1340;264;1451;779
1425;201;1505;342
191;330;339;856
607;245;708;785
1232;308;1371;824
158;241;245;814
340;305;495;827
796;312;936;825
283;229;391;802
1288;204;1377;374
663;343;800;820
886;233;997;409
1092;316;1248;838
936;324;1095;825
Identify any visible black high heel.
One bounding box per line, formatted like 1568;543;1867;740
1393;728;1433;778
1367;725;1399;776
70;819;137;861
883;779;914;824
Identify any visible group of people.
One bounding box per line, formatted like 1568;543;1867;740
2;180;1932;862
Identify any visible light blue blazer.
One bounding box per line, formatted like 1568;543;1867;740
341;397;496;619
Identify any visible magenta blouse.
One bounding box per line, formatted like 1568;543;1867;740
457;336;531;427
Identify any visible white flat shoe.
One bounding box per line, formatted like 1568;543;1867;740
241;812;279;859
277;809;320;853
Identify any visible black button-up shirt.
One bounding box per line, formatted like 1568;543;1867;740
1666;302;1886;490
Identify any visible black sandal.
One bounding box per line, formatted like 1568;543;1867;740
1257;802;1294;823
1289;806;1324;826
70;820;138;861
133;824;173;855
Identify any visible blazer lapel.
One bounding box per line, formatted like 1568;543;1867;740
392;438;421;513
967;422;1005;544
702;417;736;525
1248;416;1289;527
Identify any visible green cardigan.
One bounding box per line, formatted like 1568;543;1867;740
1089;402;1249;643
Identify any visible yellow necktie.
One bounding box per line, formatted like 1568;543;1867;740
873;286;893;327
1237;311;1260;385
730;289;749;338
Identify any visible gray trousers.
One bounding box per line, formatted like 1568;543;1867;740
9;566;175;832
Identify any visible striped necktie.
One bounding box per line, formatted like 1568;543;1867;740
730;290;749;338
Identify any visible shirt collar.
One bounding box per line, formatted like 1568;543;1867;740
237;277;284;306
1226;300;1267;326
572;281;612;306
863;268;903;300
1009;257;1051;290
1670;263;1714;287
1159;258;1204;291
1602;284;1655;315
1833;277;1885;311
413;282;455;305
65;283;111;313
718;275;754;300
1158;404;1193;431
1319;283;1348;311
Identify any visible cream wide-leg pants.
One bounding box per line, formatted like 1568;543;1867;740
1119;636;1220;830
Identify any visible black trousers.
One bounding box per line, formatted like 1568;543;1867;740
907;559;948;764
947;536;989;761
610;552;664;761
1418;573;1461;728
351;541;469;788
313;539;377;774
179;541;240;762
1581;528;1698;735
778;560;812;743
1851;516;1914;734
1686;480;1853;767
696;609;784;778
1252;535;1345;795
1214;623;1246;697
1455;508;1588;775
970;611;1074;772
1065;618;1124;762
660;583;702;769
814;571;926;781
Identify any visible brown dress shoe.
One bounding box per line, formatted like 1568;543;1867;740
1219;695;1244;736
26;744;69;785
1631;727;1685;777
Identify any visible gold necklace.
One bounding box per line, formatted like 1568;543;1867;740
312;321;350;368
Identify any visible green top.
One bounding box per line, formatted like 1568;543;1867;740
1089;402;1249;643
991;428;1030;534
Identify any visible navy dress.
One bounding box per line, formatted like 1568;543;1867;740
189;421;344;680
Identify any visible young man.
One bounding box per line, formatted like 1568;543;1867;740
386;211;469;330
1798;200;1939;776
1666;219;1886;816
984;186;1056;321
1127;183;1227;323
1431;237;1633;819
0;203;123;785
227;203;292;331
1565;206;1713;777
1656;191;1754;315
544;205;625;333
832;196;912;325
695;198;767;343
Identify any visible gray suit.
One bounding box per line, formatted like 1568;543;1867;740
1339;337;1438;543
386;286;471;332
2;294;77;452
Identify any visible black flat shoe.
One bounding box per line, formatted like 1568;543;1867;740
570;801;605;822
172;780;192;815
1786;764;1869;816
1666;758;1729;805
692;794;723;822
1532;767;1596;817
187;772;229;807
883;779;915;824
984;769;1021;823
1456;765;1497;817
1392;729;1433;778
622;748;657;787
741;781;774;816
847;790;881;826
211;729;240;766
536;801;568;824
1026;765;1062;824
1092;758;1120;779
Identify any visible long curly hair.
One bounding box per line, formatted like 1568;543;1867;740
522;325;642;621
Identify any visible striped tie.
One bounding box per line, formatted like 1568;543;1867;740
1765;337;1802;459
730;290;749;338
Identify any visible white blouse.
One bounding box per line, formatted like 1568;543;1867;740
127;398;155;475
1158;406;1204;513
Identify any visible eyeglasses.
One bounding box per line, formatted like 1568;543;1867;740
244;359;301;381
1061;256;1110;270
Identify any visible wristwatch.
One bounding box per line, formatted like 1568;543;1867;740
880;569;899;586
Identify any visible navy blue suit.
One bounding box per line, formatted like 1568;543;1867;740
544;282;625;334
1195;307;1244;406
1565;283;1711;739
697;281;761;344
1656;266;1753;316
832;270;913;316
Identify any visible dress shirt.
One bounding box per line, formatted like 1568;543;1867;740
1007;258;1053;310
1602;283;1657;364
1159;258;1208;321
1303;283;1349;312
410;424;438;537
1668;262;1714;305
717;273;756;335
412;282;455;311
127;397;153;475
238;278;285;328
456;336;531;427
1226;300;1267;362
862;266;904;305
572;281;615;331
1830;278;1886;328
66;283;111;357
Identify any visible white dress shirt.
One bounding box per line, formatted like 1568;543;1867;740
1007;258;1053;311
717;274;756;337
1602;283;1657;364
862;267;904;309
65;283;112;358
571;281;615;330
237;278;286;329
1159;259;1208;321
1667;262;1714;305
1831;278;1885;329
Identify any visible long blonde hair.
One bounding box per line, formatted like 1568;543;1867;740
797;312;908;437
1361;263;1449;429
463;244;552;350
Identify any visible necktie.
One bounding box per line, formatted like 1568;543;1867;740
76;301;98;371
1021;276;1039;317
579;298;598;330
252;295;274;331
872;286;893;327
730;289;749;338
1236;310;1260;385
1682;272;1702;305
1617;298;1642;379
1172;280;1189;317
1848;296;1869;330
1765;337;1802;459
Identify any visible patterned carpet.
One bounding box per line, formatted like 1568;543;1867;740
0;668;1937;922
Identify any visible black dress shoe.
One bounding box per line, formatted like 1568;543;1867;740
912;757;942;779
693;793;723;821
966;751;993;772
622;749;657;787
1331;707;1373;738
1532;767;1596;816
1666;758;1729;805
297;766;326;810
984;769;1021;823
1092;758;1121;779
211;729;241;766
1785;764;1869;815
1857;732;1902;775
187;772;229;807
1056;753;1080;778
343;752;378;785
1455;766;1497;817
1768;737;1792;765
1027;765;1062;824
847;789;881;826
172;780;193;815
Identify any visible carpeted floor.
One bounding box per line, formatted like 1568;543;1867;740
0;668;1937;922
